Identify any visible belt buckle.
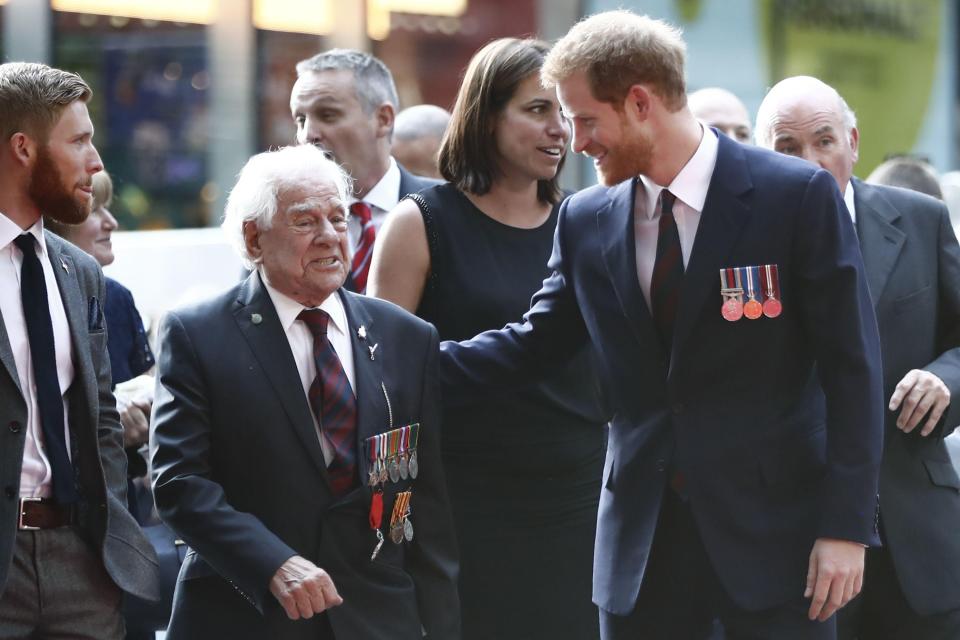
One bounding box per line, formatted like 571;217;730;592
18;497;42;531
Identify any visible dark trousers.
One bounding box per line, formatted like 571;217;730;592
600;489;835;640
838;544;960;640
0;527;124;639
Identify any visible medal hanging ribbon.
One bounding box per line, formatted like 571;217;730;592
742;266;763;320
720;267;744;322
760;263;783;318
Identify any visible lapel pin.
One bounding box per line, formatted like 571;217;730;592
251;313;262;325
368;343;378;361
60;258;68;273
358;325;367;340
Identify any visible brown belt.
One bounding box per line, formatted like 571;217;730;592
18;498;74;530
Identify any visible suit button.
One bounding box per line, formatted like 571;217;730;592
4;487;14;499
656;459;666;472
672;403;684;415
8;421;21;434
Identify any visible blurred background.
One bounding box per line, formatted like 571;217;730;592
1;0;956;317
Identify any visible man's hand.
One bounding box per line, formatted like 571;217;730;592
269;555;343;620
804;538;864;621
117;396;150;448
889;369;951;436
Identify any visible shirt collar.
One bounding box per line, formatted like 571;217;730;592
0;212;49;258
638;125;719;219
350;157;400;213
260;273;349;337
843;180;856;224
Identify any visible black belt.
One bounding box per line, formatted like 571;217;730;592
18;497;74;530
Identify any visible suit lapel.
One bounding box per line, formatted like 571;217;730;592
853;178;905;306
670;137;754;374
0;305;20;396
339;291;389;485
597;179;661;349
46;235;97;433
233;273;330;483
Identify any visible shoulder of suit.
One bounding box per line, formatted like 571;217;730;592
44;230;101;273
397;163;443;196
345;290;435;334
859;180;947;216
167;281;245;326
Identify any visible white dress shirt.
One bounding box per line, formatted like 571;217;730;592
261;275;356;466
0;214;75;499
844;180;857;226
346;156;401;250
634;126;720;308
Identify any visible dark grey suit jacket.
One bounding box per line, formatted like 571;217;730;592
0;231;159;601
854;178;960;615
151;274;459;639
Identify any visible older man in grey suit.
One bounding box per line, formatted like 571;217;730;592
0;62;159;638
757;75;960;640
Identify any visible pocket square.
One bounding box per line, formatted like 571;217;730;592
88;296;104;331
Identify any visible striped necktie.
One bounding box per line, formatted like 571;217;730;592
650;190;684;349
298;309;358;497
349;202;375;293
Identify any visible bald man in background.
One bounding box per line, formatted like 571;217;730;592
392;105;450;180
756;75;960;640
688;87;751;144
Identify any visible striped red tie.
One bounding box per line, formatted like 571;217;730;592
350;202;375;293
298;309;358;497
650;190;684;349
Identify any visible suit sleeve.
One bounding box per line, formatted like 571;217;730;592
150;311;297;612
439;196;590;405
92;266;128;505
408;325;460;639
793;169;884;546
923;204;960;436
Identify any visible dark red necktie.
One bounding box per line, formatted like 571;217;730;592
298;309;358;496
650;190;684;349
349;202;375;293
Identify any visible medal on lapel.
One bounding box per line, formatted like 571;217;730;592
390;491;412;544
720;268;744;322
407;424;420;479
761;263;783;318
742;266;763;320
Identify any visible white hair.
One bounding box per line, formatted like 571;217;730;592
754;76;857;149
221;145;351;270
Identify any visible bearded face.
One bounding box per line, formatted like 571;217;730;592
29;144;93;225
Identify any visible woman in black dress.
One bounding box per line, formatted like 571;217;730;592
369;38;607;640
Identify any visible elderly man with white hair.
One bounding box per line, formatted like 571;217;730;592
756;75;960;640
150;144;460;640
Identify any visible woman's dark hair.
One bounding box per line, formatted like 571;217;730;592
439;37;564;205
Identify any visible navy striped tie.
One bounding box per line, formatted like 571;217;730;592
650;190;684;349
299;309;358;497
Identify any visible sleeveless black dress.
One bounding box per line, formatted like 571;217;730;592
410;183;606;640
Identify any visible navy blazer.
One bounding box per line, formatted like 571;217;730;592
152;275;460;639
440;134;884;614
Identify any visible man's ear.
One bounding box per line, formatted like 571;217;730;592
8;132;36;168
375;102;396;139
242;220;263;264
849;126;860;165
624;85;652;122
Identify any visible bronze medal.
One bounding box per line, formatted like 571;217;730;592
390;523;404;544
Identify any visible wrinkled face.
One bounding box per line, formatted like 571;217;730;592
245;178;351;307
29;101;103;224
763;96;858;193
558;70;652;186
65;204;118;267
493;73;569;183
290;69;382;181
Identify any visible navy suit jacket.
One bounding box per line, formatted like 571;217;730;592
151;274;459;639
853;178;960;615
440;134;884;614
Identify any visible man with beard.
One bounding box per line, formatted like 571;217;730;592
0;62;159;637
439;11;883;640
289;49;438;293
